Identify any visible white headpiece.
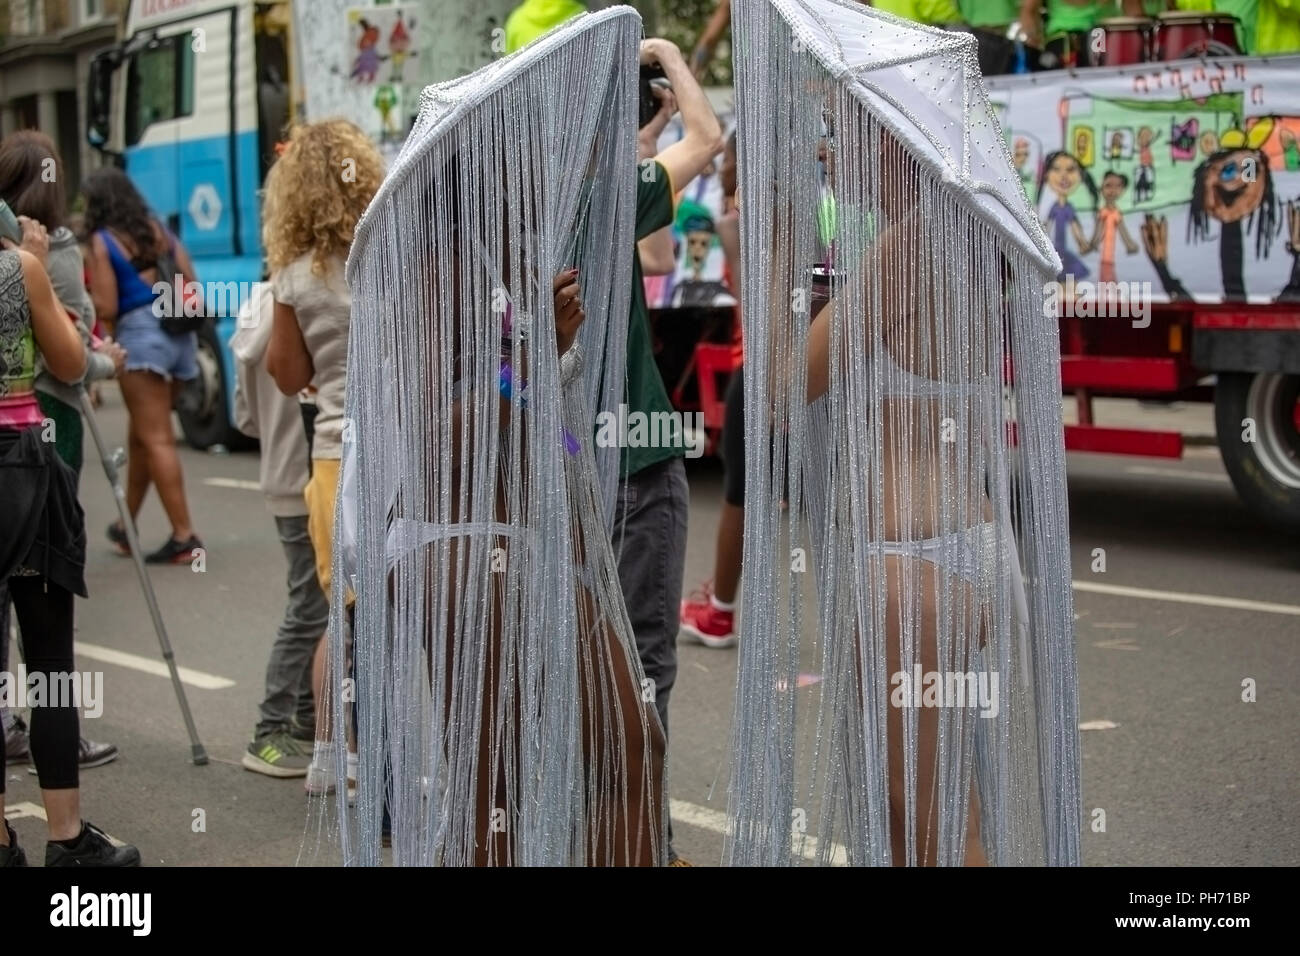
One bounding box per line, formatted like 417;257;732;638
727;0;1080;866
334;6;665;866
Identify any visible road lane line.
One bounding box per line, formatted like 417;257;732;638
1122;465;1230;484
1073;581;1300;617
203;477;261;491
76;642;236;689
669;799;847;863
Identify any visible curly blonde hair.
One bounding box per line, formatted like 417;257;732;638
262;119;385;276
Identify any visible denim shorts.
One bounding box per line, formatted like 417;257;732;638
115;302;198;381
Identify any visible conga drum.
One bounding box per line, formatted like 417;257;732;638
1095;17;1155;66
1156;11;1241;60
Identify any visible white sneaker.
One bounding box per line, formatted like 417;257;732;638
305;754;357;806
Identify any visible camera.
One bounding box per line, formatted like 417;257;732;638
638;63;668;130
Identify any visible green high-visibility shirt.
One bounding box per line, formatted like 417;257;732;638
1256;0;1300;52
874;0;965;25
958;0;1021;28
1045;0;1118;35
504;0;587;53
1175;0;1300;53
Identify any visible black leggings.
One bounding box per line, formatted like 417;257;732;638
0;575;80;794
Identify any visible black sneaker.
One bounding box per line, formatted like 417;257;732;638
79;736;120;768
144;535;203;565
27;736;118;775
4;714;31;763
45;821;141;867
106;522;131;556
0;822;27;867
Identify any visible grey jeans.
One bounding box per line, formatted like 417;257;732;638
255;514;329;739
613;456;689;853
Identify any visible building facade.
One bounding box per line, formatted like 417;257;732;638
0;0;121;200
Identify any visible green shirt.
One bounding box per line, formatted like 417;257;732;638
874;0;965;25
1045;0;1117;35
504;0;587;53
1174;0;1261;53
958;0;1020;27
621;160;680;477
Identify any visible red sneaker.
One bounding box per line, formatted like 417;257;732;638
680;584;737;649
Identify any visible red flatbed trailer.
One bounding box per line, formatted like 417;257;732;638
1061;300;1300;525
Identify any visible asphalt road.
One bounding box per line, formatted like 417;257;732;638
3;394;1296;866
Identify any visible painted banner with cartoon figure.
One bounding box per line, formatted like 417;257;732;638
986;57;1300;304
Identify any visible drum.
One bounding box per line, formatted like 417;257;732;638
1096;17;1155;66
1156;11;1241;61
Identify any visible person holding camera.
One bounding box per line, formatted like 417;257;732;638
615;36;724;865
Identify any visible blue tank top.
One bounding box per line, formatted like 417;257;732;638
98;229;161;314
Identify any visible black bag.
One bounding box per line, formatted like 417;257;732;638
0;427;87;596
155;238;204;335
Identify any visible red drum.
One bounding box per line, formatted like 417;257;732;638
1096;17;1155;66
1156;11;1241;61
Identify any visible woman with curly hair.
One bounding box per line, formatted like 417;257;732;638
83;166;202;564
264;119;385;798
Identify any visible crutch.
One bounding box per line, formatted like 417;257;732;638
78;388;208;766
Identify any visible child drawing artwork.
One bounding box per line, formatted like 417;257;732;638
1037;150;1097;280
350;18;384;83
1134;125;1160;201
388;12;414;84
1089;171;1139;283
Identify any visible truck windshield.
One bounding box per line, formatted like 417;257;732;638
125;35;195;146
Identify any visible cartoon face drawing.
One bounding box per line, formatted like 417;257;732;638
1045;153;1082;198
1013;138;1030;169
686;230;713;273
1202;148;1267;225
1137;126;1155;148
1101;171;1128;203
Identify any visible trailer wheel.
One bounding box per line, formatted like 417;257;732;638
176;321;253;451
1214;372;1300;529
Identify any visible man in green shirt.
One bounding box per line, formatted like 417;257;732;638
612;37;723;866
504;0;588;53
874;0;966;23
961;0;1022;27
1018;0;1117;65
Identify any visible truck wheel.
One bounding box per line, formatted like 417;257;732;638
176;321;253;451
1214;372;1300;529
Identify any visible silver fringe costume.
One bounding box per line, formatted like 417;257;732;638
726;0;1082;866
334;7;666;866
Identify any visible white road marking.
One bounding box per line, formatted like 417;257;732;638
1079;720;1119;731
1073;581;1300;617
76;642;236;689
203;477;261;491
1094;638;1139;651
3;802;125;846
669;799;848;864
1123;465;1230;484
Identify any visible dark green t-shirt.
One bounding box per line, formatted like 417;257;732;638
621;159;679;477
